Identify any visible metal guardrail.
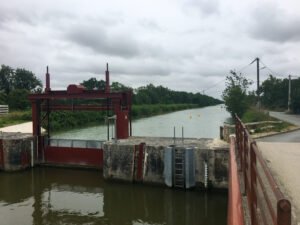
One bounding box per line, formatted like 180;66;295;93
0;105;8;115
48;138;104;149
228;135;245;225
235;115;291;225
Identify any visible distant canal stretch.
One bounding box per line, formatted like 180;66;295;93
53;104;231;140
0;168;227;225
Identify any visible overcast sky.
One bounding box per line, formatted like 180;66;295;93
0;0;299;98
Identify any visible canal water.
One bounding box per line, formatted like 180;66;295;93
0;168;227;225
0;105;230;225
53;104;231;140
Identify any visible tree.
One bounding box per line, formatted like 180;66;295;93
14;68;42;92
110;82;131;92
80;78;106;90
0;65;14;94
13;68;42;92
8;89;30;110
260;75;288;109
222;71;252;118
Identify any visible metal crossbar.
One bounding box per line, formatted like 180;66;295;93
0;105;8;115
48;138;104;149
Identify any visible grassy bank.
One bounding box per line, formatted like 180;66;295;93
0;103;201;132
241;108;291;133
0;111;32;127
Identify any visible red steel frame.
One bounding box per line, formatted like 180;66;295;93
28;64;132;165
235;115;291;225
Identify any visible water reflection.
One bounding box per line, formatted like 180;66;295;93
0;168;227;225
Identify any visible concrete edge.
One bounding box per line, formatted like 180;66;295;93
252;126;300;140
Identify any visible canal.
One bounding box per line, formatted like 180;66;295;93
53;104;230;139
0;105;230;225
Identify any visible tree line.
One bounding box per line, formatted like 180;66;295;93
0;64;222;111
222;71;300;118
81;77;222;106
0;65;42;109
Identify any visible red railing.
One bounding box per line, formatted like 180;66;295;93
235;115;291;225
228;135;245;225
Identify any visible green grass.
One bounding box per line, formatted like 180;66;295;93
241;108;273;123
0;110;32;127
241;108;291;133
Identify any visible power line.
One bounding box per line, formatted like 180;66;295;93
202;78;226;93
235;62;252;74
259;60;281;77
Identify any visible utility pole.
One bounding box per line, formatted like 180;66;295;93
288;75;291;113
251;57;260;109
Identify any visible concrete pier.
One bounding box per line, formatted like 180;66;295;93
104;137;229;189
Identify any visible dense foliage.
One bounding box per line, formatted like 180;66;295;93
260;75;300;113
81;78;222;106
222;71;252;117
0;65;42;109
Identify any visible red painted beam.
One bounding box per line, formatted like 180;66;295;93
227;136;245;225
44;146;103;169
28;90;125;100
42;105;114;111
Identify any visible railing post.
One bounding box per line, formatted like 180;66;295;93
250;142;258;225
243;132;248;195
277;199;291;225
240;126;244;173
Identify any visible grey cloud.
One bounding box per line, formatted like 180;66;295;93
249;4;300;42
183;0;220;16
139;19;162;31
66;24;155;58
66;22;165;59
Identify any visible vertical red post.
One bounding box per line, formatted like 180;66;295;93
243;133;248;194
250;142;258;225
0;139;3;169
31;101;39;136
277;199;291;225
116;110;129;139
31;100;42;162
45;66;51;93
105;63;110;93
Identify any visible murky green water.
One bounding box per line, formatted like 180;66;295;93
0;168;227;225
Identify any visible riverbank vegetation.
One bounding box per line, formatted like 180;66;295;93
222;71;293;133
223;71;300;118
0;64;222;130
241;108;291;134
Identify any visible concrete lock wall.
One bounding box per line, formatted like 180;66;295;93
103;138;229;189
223;124;235;143
0;133;35;172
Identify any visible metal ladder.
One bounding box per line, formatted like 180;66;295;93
173;149;185;188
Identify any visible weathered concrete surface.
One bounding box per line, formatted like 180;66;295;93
257;142;300;224
270;111;300;126
0;132;34;171
104;137;229;189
